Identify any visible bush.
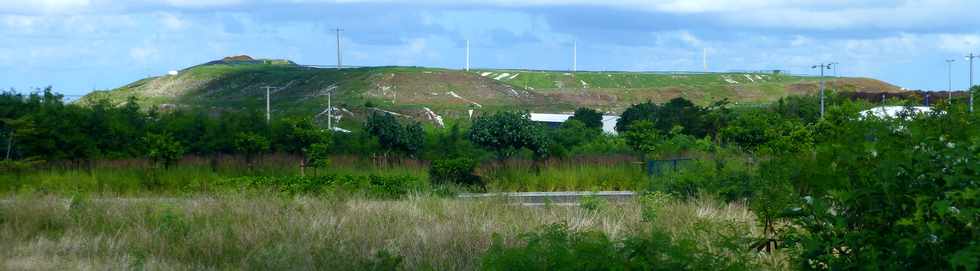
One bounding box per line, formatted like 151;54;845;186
652;158;755;201
482;223;759;271
429;158;482;187
468;111;549;159
218;174;422;198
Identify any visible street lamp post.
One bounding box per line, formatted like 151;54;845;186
812;63;832;117
947;59;955;103
968;53;977;112
263;86;283;123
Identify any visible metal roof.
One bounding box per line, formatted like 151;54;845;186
530;113;620;134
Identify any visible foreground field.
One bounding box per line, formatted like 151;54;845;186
0;194;785;270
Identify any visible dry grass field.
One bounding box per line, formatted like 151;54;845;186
0;193;786;270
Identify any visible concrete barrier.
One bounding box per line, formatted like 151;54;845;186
458;191;636;205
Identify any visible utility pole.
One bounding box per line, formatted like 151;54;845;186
968;53;977;112
327;90;333;130
465;39;470;71
573;41;578;73
947;59;956;103
263;86;282;123
812;63;832;117
829;62;840;78
703;48;708;72
5;131;12;160
334;28;344;70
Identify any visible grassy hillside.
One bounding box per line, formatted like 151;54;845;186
81;56;904;129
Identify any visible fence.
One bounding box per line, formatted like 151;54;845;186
646;158;695;176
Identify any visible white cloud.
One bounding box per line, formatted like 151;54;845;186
158;12;187;30
130;45;160;63
937;34;980;53
0;0;91;14
160;0;243;8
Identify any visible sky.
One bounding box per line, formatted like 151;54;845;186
2;0;980;96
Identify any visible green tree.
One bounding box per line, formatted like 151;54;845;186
623;120;660;155
234;132;270;168
143;133;185;169
468;111;549;159
272;117;327;155
616;101;659;133
548;119;600;158
569;107;603;130
616;98;707;137
365;112;424;156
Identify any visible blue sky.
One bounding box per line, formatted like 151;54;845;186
2;0;979;96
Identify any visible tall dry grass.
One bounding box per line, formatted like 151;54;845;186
0;194;785;270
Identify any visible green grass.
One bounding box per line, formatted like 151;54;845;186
480;158;647;192
78;59;898;132
475;70;809;91
2;155;655;194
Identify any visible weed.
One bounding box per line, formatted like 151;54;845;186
579;195;608;212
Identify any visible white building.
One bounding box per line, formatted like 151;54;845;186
529;113;620;135
859;106;935;119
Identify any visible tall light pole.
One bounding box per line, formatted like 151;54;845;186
572;41;577;73
327;89;333;130
947;59;956;103
333;28;344;70
465;39;470;71
829;62;840;78
703;48;708;72
263;86;282;123
812;63;832;117
967;53;977;112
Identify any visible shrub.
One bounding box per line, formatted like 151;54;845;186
365;112;424;156
569;107;603;130
143;132;185;168
218;174;422;198
650;154;755;202
482;223;759;271
579;195;607;212
429;158;482;187
468;111;549;159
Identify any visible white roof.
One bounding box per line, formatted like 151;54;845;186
530;113;572;123
330;127;352;133
859;106;934;119
530;113;620;135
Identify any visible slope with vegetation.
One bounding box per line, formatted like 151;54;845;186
80;56;904;128
4;84;980;269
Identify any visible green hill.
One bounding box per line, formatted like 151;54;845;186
81;56;904;128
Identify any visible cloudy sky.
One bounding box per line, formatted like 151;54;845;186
2;0;979;96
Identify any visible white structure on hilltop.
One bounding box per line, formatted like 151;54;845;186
529;113;620;135
859;106;935;119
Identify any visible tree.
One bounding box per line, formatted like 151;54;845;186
548;119;600;157
272;117;327;155
616;101;659;133
616;98;707;137
468;111;549;159
569;107;603;130
143;132;185;169
365;112;424;156
234;132;270;168
622;120;660;155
